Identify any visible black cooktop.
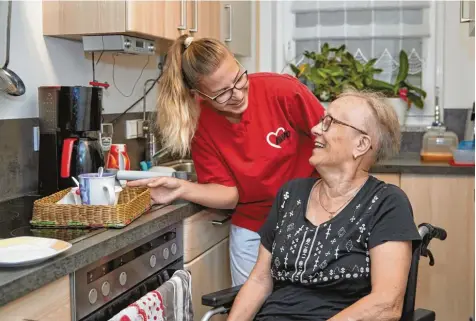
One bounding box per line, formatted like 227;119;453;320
0;195;103;243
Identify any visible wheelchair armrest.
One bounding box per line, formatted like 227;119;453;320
404;308;435;321
202;285;243;308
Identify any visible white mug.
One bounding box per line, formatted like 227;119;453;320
79;173;116;205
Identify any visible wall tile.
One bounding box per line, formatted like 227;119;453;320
0;118;39;201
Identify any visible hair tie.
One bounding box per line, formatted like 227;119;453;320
184;37;194;49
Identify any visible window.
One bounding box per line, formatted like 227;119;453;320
276;1;439;126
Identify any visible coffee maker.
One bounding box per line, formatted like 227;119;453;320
38;86;105;196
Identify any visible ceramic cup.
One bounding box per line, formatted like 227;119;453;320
78;173;116;206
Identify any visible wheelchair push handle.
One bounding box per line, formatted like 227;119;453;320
418;223;447;241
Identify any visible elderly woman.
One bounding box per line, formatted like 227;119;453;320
226;90;421;321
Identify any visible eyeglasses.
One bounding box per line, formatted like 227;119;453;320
320;114;369;136
195;66;249;104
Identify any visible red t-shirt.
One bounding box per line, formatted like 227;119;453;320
191;73;325;232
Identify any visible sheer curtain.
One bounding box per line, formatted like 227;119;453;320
290;0;436;122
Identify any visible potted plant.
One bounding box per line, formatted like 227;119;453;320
289;43;384;106
367;50;427;124
288;44;427;125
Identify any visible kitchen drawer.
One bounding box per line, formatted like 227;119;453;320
183;209;231;263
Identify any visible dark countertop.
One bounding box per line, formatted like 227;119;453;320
0;202;202;307
371;152;474;175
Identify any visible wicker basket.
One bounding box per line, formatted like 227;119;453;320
30;187;151;228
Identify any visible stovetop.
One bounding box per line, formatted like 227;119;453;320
0;195;105;243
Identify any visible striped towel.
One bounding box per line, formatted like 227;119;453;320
157;270;194;321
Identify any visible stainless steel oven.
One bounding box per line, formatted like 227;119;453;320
72;222;184;321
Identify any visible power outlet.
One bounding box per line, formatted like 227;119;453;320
125;120;138;139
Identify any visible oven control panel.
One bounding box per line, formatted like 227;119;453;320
74;222;183;320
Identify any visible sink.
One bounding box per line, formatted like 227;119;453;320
159;159;197;182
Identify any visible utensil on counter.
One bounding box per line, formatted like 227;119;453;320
98;166;104;177
115;170;188;181
72;176;80;187
0;0;25;96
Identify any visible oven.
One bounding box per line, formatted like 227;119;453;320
73;222;184;321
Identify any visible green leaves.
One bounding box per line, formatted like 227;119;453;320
288;43;427;109
395;51;409;85
407;92;424;108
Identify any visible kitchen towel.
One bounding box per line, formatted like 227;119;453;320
108;290;166;321
109;270;193;321
157;270;194;321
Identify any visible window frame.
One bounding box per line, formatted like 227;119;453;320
267;1;445;128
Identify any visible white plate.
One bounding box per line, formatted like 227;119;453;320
0;236;72;267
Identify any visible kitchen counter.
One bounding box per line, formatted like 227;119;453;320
371;152;474;175
0;202;202;307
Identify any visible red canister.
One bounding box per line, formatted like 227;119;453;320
106;144;131;170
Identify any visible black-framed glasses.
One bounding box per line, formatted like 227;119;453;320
195;65;248;104
320;114;369;136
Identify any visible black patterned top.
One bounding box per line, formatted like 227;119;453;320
256;176;421;321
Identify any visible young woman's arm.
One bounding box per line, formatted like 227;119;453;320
127;178;238;209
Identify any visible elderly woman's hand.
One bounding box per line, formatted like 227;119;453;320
328;240;413;321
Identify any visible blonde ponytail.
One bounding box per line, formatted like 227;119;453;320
156;35;230;158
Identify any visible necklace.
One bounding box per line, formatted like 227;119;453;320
317;178;368;219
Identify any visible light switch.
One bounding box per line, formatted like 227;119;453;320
125;120;138;139
33;126;39;151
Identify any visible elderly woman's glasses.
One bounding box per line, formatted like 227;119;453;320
196;70;248;104
320;114;369;136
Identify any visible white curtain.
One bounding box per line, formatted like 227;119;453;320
291;0;431;84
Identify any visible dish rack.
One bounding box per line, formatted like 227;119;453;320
30;187;151;228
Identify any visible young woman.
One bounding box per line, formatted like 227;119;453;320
128;34;325;286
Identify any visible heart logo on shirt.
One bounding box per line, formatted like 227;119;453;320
266;127;285;149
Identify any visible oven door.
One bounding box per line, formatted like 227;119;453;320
80;258;183;321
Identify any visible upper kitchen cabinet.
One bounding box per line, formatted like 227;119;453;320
187;1;221;40
220;1;252;57
42;1;220;42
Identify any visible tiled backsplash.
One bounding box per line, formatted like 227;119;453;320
0;118;39;201
102;112;147;171
0;108;471;201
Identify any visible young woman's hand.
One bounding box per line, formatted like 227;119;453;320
127;177;184;204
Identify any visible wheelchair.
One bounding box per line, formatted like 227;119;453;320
200;223;447;321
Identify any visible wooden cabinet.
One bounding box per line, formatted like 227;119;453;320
126;1;186;40
43;1;127;36
188;1;221;40
400;174;475;321
184;238;231;321
0;276;71;321
183;209;232;321
43;0;220;42
220;1;252;56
